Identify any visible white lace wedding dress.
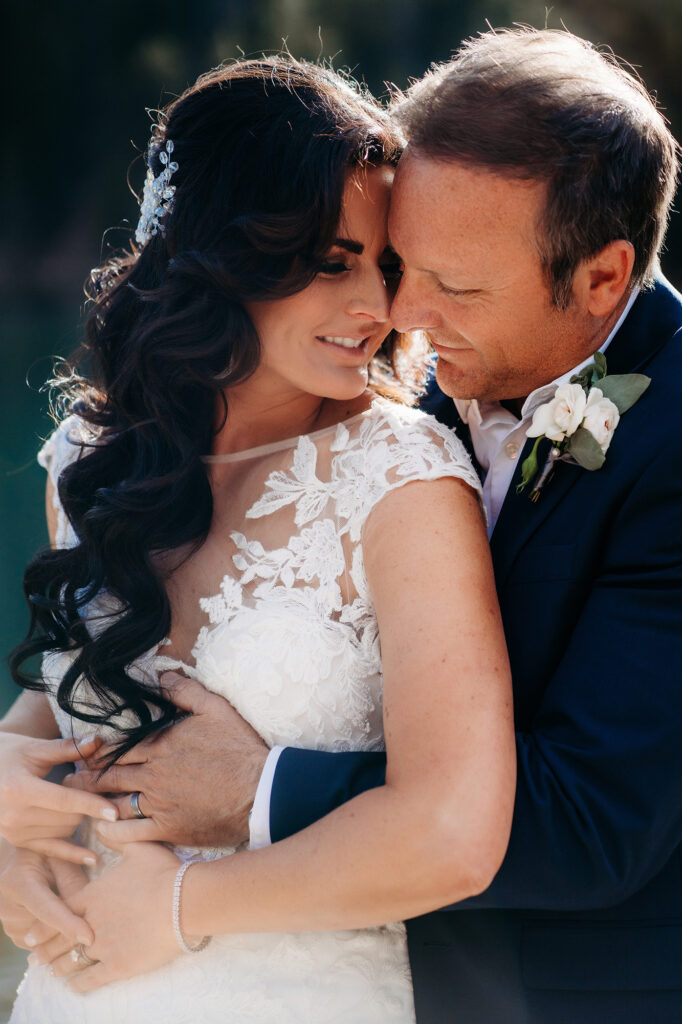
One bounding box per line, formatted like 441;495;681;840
11;397;481;1024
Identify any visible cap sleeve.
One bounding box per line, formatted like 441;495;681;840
334;400;485;542
38;415;89;548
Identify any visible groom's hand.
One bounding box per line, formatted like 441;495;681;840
66;673;268;849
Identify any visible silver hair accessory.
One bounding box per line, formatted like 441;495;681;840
135;138;179;247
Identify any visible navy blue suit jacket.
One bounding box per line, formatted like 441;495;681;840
269;278;682;1023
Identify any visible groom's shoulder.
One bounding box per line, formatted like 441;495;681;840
633;278;682;404
634;275;682;356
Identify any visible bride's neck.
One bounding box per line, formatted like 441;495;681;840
211;385;372;456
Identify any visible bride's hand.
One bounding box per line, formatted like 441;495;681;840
0;842;93;951
33;841;182;992
0;733;118;864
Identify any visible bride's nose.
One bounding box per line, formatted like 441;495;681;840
345;267;391;324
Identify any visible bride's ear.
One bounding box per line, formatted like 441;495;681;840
572;240;636;317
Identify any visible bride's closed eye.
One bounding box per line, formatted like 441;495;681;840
318;259;351;276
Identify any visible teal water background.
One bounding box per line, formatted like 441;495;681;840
1;307;77;717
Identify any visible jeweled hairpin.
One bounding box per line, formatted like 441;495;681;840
135;138;179;246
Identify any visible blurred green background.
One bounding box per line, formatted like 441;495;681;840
2;0;682;721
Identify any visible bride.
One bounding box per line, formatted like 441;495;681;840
2;57;515;1023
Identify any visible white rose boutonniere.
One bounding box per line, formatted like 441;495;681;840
581;389;620;452
528;382;588;442
518;352;650;500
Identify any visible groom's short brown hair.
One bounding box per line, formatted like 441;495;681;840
395;28;679;308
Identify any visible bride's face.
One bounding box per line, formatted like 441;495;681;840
244;165;397;402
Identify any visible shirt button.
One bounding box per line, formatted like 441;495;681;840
505;441;520;459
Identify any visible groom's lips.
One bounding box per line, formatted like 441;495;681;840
430;340;473;357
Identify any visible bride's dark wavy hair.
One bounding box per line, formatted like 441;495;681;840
10;57;408;759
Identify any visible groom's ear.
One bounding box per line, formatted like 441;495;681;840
573;240;636;317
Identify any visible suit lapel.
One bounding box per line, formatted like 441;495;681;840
490;435;581;589
490;278;682;590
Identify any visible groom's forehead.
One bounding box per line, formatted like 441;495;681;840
389;153;545;252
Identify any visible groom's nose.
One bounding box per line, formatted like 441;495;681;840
390;273;442;334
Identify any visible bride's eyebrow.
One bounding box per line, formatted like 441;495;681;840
332;237;364;254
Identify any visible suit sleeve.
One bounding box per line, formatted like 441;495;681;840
271;436;682;912
270;748;386;843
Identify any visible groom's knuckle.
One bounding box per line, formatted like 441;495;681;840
149;734;169;759
103;766;122;789
146;763;163;791
2;807;20;830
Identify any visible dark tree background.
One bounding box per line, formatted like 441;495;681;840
2;0;681;714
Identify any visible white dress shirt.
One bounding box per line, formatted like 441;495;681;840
248;288;640;849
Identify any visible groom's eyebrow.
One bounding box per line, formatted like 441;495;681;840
333;237;364;254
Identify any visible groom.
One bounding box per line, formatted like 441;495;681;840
61;27;682;1022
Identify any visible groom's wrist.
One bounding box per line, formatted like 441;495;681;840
248;746;284;849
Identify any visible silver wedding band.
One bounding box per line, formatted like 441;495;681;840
71;943;98;968
130;791;146;819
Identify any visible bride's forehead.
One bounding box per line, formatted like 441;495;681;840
341;166;394;215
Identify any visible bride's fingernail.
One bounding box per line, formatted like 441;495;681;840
83;853;97;866
27;953;39;967
24;933;37;948
101;808;117;822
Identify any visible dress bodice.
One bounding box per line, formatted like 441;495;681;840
38;398;481;756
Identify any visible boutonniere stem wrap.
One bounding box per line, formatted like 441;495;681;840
517;351;650;501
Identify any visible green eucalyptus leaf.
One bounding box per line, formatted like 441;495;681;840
516;437;543;494
596;373;651;414
567;426;605;471
593;351;607;380
570;368;592;392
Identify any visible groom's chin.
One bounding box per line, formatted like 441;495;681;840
435;358;481;401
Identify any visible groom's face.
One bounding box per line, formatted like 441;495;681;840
389;151;602;403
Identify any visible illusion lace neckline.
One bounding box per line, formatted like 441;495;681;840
201;406;373;464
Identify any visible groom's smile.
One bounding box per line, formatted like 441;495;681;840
388;148;614;405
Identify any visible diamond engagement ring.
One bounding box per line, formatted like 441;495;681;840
71;944;98;968
130;792;146;819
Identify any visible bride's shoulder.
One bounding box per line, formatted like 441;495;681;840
326;398;482;539
335;396;481;491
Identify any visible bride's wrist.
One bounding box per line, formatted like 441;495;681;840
172;860;212;952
